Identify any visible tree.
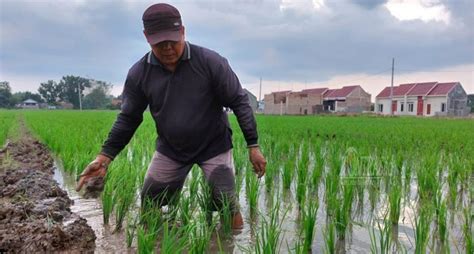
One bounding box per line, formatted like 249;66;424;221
11;91;44;105
38;80;62;105
58;75;91;109
83;86;109;109
0;81;13;108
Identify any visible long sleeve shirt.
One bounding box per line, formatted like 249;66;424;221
101;42;258;164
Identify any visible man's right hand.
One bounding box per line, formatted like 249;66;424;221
76;154;111;192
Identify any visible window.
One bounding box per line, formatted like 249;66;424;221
408;102;414;112
400;102;404;112
377;104;383;112
441;103;446;112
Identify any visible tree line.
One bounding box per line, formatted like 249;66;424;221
0;75;121;110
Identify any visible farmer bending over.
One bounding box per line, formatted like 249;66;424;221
76;3;266;229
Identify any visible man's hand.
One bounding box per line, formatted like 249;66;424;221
249;146;266;178
76;154;111;192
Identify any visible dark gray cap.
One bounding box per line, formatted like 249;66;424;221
142;3;182;45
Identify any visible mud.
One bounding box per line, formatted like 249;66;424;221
0;125;96;253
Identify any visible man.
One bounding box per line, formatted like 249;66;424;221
76;3;266;229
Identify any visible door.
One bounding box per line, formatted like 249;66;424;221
417;96;423;116
392;100;397;113
427;104;431;115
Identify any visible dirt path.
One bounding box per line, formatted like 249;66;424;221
0;120;96;252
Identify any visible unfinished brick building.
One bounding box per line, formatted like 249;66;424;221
263;85;371;115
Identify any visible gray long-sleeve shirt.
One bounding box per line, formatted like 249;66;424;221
101;42;258;164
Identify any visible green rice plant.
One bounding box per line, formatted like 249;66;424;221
282;154;295;190
416;155;440;202
217;193;233;237
388;174;402;225
323;219;336;254
463;207;473;254
436;197;448;247
245;166;260;216
251;197;287;254
196;176;213;225
177;191;194;226
300;197;319;252
126;212;139;248
114;163;138;230
137;200;162;254
0;110;17;145
159;220;190;253
414;204;433;254
188;165;201;196
369;213;392;254
311;149;324;193
296;159;308;208
101;172;115;224
189;212;216;254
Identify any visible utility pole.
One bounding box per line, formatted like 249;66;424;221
78;82;83;111
390;58;395;115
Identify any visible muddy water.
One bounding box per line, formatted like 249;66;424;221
53;161;135;253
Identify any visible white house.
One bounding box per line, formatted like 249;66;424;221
375;82;469;117
19;99;39;109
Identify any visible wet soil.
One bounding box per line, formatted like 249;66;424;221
0;124;96;253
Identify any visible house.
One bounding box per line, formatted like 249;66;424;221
322;85;371;112
263;85;371;115
287;88;327;115
263;90;291;115
375;82;470;117
19;99;39;109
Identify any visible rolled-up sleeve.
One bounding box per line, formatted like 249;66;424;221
101;71;148;159
211;57;258;146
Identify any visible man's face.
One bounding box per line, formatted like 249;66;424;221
150;27;185;68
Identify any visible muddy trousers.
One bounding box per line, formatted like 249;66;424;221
140;149;239;215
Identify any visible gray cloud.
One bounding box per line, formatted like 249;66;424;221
351;0;388;9
0;0;473;91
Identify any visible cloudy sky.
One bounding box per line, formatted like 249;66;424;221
1;0;473;100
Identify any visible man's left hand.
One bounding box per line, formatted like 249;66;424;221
249;146;266;178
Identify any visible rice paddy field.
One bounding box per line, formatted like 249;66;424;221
2;110;473;253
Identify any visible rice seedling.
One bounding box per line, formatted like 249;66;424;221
188;212;216;254
414;204;433;254
101;172;115;224
159;219;190;253
369;212;392;254
282;152;295;190
245;166;260;216
137;199;162;254
126;212;139;248
114;164;138;230
436;197;448;248
300;197;319;252
177;191;194;226
250;196;287;254
310;146;324;192
217;193;233;237
463;207;473;254
323;219;336;254
388;174;402;225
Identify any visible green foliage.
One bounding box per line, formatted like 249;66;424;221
0;81;13;108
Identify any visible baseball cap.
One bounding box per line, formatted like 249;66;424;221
142;3;183;45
